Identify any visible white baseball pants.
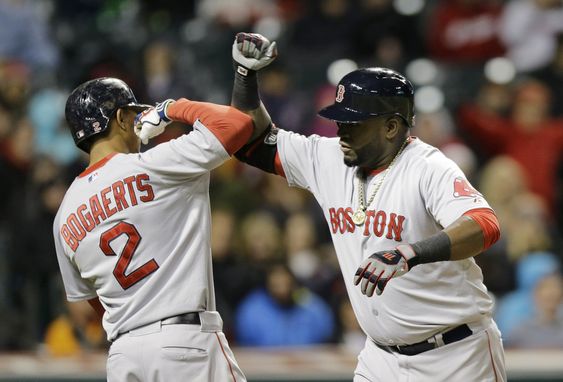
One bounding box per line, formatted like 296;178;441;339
354;319;506;382
106;311;246;382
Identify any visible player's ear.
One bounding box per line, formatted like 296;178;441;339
115;108;133;131
384;116;400;140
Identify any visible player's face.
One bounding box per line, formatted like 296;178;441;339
121;108;142;152
336;118;387;168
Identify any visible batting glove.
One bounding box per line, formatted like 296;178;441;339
353;245;417;297
134;99;174;145
232;32;278;75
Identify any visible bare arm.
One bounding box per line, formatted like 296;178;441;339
444;215;486;260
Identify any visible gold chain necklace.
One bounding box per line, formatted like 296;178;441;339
351;138;409;226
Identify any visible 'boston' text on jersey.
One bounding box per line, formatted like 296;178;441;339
61;173;155;251
328;207;405;241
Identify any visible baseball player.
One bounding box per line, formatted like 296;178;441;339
230;33;506;381
53;77;251;381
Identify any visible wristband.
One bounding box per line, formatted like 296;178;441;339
232;61;260;111
404;231;451;268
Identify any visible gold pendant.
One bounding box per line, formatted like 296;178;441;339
352;209;366;226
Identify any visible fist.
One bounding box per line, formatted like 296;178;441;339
353;245;417;297
134;99;174;145
232;32;277;74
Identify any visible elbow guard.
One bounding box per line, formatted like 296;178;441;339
235;124;279;174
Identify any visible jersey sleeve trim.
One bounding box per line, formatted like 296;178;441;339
167;99;253;155
66;293;98;302
462;208;500;251
79;153;118;178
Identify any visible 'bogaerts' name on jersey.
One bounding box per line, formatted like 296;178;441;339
328;207;405;241
60;173;155;252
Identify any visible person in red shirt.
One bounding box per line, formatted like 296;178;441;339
458;79;563;212
427;0;505;63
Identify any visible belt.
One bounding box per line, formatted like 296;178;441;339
375;324;473;356
161;312;201;326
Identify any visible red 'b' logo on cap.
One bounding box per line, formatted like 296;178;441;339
336;85;345;103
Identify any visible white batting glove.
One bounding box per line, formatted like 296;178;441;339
232;32;278;75
134;99;174;145
353;245;417;297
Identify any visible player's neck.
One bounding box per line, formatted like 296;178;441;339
361;136;410;176
89;138;131;166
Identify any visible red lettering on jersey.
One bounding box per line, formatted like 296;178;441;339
373;210;387;237
344;208;356;233
329;208;338;233
61;224;79;252
89;194;107;225
453;177;480;198
136;174;154;202
336;208;347;234
386;213;405;242
328;207;405;241
363;210;375;236
112;180;129;211
100;186;117;218
67;213;86;241
124;176;138;206
77;204;95;232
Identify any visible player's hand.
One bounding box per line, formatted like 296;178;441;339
134;99;174;145
353;245;417;297
232;32;277;74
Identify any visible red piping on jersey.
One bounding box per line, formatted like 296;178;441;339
463;208;500;251
485;329;499;382
274;152;286;178
214;332;237;381
79;153;117;178
167;98;253;156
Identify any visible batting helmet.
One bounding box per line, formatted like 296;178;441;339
65;77;151;152
318;67;414;127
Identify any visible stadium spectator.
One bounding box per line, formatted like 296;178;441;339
458;79;563;212
235;262;335;347
505;273;563;349
426;0;505;63
499;0;563;73
495;252;560;337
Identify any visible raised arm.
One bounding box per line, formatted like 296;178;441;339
231;32;277;139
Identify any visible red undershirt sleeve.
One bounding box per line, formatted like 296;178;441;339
463;208;501;251
274;151;286;178
167;98;253;155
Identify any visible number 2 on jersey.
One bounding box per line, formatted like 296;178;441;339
99;221;159;289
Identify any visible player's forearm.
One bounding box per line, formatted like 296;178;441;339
400;212;500;268
231;68;272;141
444;215;487;260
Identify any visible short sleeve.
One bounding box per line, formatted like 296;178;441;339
53;213;97;301
421;157;492;229
277;129;337;193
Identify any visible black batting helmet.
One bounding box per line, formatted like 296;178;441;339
65;77;151;152
318;67;414;127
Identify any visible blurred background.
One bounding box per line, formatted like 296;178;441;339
0;0;562;380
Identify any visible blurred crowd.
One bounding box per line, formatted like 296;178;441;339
0;0;562;356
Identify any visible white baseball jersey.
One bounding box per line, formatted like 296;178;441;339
53;120;229;341
277;131;494;345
